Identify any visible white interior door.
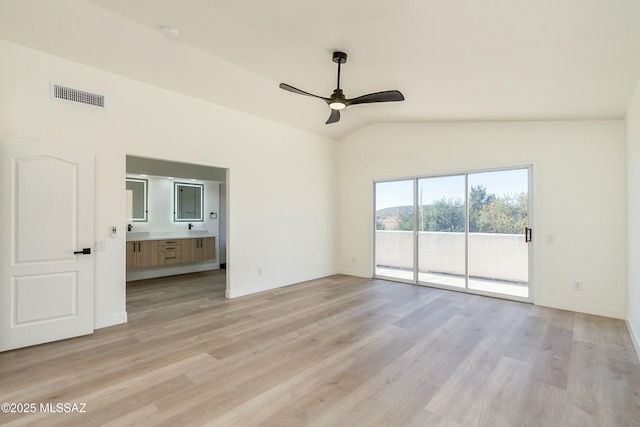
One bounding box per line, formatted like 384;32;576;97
0;139;94;352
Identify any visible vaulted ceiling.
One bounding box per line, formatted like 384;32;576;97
2;0;640;139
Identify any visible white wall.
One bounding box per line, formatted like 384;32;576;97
337;121;627;318
0;40;337;328
627;78;640;354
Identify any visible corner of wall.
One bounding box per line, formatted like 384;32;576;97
625;74;640;362
627;319;640;362
337;268;372;279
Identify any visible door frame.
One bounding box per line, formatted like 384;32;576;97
123;155;230;297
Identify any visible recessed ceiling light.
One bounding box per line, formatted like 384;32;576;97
160;25;179;38
139;174;148;177
190;179;197;182
167;177;174;180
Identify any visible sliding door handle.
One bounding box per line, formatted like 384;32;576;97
525;227;533;243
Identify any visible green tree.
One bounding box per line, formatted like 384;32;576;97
477;192;528;234
393;188;526;234
421;198;465;232
375;219;386;230
396;211;414;231
469;185;494;232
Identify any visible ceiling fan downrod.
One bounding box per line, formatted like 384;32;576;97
332;51;347;90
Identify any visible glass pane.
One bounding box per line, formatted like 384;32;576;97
375;180;415;281
417;175;466;288
126;178;147;222
174;182;204;221
467;169;529;298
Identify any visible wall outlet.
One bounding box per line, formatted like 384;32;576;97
573;281;583;291
257;268;263;276
351;257;356;263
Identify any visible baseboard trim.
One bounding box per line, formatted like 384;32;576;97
535;297;625;319
627;319;640;362
95;311;127;329
336;268;372;279
226;270;338;299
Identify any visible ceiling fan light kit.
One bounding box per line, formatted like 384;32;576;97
279;51;404;124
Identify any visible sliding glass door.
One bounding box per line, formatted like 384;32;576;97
374;167;531;301
467;169;529;298
417;175;466;289
374;179;415;282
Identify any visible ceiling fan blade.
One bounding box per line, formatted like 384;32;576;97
326;109;341;124
347;90;405;106
279;83;328;100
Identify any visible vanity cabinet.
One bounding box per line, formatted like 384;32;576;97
201;237;215;260
158;240;182;265
126;240;159;268
182;237;215;262
127;236;216;269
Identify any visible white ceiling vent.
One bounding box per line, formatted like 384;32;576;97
51;83;105;108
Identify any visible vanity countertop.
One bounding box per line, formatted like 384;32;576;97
126;231;216;242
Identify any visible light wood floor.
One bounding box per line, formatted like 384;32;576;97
1;272;639;426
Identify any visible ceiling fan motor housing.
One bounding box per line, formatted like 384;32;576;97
332;51;348;64
329;88;347;110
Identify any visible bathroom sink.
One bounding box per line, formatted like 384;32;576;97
127;230;212;241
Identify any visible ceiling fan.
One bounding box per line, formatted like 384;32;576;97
279;51;405;124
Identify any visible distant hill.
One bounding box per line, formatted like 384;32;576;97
376;205;413;217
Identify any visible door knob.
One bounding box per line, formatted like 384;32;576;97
74;248;91;255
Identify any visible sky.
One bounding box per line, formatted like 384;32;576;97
375;168;528;210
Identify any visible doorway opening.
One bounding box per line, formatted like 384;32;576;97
374;166;532;302
125;155;228;303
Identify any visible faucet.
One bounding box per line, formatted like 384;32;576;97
188;223;193;230
127;224;133;232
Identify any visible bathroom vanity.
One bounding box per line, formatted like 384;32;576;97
126;236;215;268
126;232;219;281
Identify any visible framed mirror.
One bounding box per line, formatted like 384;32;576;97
174;182;204;222
126;178;148;222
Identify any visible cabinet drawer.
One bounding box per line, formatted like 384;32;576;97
158;250;182;265
159;242;182;252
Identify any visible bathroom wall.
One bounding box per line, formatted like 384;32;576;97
126;175;220;236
